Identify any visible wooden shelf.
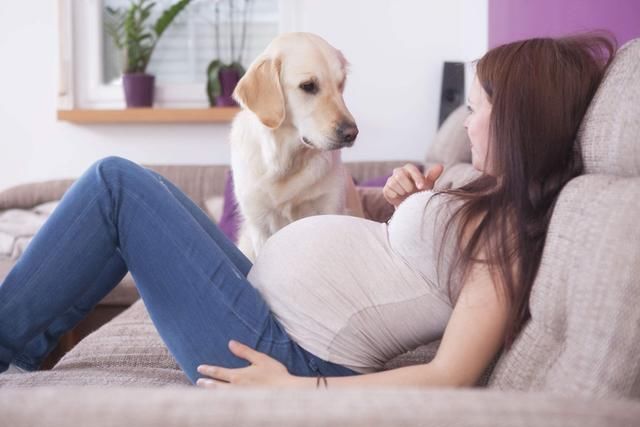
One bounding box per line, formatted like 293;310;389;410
57;107;240;124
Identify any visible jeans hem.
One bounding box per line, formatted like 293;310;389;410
10;357;37;372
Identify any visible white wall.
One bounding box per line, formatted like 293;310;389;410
0;0;487;191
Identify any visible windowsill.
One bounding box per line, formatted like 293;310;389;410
57;107;241;124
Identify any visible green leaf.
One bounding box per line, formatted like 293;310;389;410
206;59;223;106
105;6;127;49
153;0;191;39
141;2;156;15
105;0;191;74
136;33;153;43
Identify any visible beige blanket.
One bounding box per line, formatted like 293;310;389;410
0;201;59;260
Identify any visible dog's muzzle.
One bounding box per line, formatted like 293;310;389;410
335;121;359;146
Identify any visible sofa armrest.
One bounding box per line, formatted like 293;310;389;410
0;164;231;213
1;386;637;426
0;179;75;211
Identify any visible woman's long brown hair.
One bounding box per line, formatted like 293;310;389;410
433;32;617;350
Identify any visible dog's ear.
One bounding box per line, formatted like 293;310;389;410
233;56;285;129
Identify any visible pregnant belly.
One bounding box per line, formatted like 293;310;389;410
246;214;451;367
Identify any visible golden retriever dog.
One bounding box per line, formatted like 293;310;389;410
229;32;359;262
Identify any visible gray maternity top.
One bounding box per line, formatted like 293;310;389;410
246;190;463;374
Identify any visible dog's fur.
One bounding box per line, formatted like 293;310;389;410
230;32;359;261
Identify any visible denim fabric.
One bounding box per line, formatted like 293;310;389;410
0;156;361;384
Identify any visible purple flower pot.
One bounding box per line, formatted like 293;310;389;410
122;73;155;108
215;67;240;107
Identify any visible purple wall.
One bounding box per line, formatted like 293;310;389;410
489;0;640;48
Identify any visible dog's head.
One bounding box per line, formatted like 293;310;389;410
233;32;358;151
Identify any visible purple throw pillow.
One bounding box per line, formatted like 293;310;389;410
219;170;240;243
354;163;424;187
356;173;392;187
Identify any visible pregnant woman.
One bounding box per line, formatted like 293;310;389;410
0;32;615;388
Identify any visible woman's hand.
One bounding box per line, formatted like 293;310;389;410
383;163;444;209
196;340;295;388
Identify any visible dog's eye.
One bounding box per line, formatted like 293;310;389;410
299;81;318;94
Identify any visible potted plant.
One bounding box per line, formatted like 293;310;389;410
206;0;252;107
105;0;192;108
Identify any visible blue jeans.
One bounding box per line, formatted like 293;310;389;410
0;156;360;384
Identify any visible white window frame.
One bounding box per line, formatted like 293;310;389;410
57;0;301;109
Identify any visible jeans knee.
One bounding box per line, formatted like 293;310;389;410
84;156;146;201
94;156;137;173
92;156;143;185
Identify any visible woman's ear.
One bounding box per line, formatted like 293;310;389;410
232;56;285;129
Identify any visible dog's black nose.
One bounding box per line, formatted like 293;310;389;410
336;122;359;144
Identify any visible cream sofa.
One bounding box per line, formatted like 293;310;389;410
0;38;639;426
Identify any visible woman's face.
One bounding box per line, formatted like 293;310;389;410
464;76;493;174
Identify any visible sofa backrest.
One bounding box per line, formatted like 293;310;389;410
140;162;416;211
579;38;640;176
486;175;640;398
424;104;472;168
487;38;640;399
143;164;230;211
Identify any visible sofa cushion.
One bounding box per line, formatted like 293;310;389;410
22;297;488;387
52;300;185;371
141;164;230;212
434;162;481;191
61;299;438;380
0;179;75;211
425;104;472;168
487;175;640;399
579;38;640;176
2;386;640;427
0;300;472;387
0;300;191;388
38;300;494;386
99;272;139;306
0;259;14;284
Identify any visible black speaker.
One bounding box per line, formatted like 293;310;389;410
438;61;465;128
